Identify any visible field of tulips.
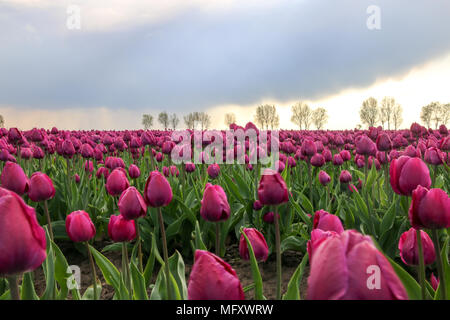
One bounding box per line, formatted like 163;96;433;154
0;122;449;301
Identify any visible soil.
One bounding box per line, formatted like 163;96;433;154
31;240;309;300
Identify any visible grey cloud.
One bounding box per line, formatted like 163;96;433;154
0;0;449;113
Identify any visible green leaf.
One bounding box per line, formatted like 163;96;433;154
434;238;450;300
192;220;207;251
380;202;396;233
167;251;188;300
282;254;308;300
387;256;422;300
81;282;102;300
89;245;121;290
298;192;313;214
40;228;56;300
280;236;306;253
20;272;39;300
130;260;149;300
291;200;312;228
241;229;264;300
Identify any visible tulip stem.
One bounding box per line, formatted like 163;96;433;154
86;243;99;300
431;229;447;300
416;230;427;300
122;242;132;299
273;207;282;300
7;275;20;300
307;161;313;205
135;220;143;273
158;207;172;300
216;222;221;256
43;200;54;242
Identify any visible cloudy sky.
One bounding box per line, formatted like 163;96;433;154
1;0;449;130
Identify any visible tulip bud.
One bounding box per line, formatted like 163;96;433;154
376;133;392;151
207;164;220;179
390;156;431;196
200;183;230;222
0;161;29;195
318;170;331;186
118;187;147;220
398;228;435;266
108;214;136;242
239;228;269;262
188;250;245;300
310;153;325;167
128;164;141;179
257;169;289;205
105;168;130;196
262;211;279;224
253;200;263;211
144;171;173;207
332;154;344;166
301;140;317;157
313;209;344;233
339;170;352;184
409;186;450;229
28;172;55;202
65;210;96;242
0;188;47;276
307;230;408;300
185;162;196;173
431;273;439;291
356;135;376;156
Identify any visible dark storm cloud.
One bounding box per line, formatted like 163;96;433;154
0;0;450;112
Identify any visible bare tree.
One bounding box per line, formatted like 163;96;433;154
184;113;196;130
392;104;403;130
420;102;444;128
380;96;395;130
224;113;236;127
359;97;379;128
0;115;4;128
255;104;278;129
158;112;169;130
197;112;211;130
291;102;311;130
169;113;179;130
312;107;328;130
270;111;279;129
420;104;433;128
441;103;450;126
142;114;153;129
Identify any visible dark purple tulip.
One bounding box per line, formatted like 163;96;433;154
144;171;173;207
409;186;450;229
339;170;352;184
28;172;55;202
398;228;435;266
200;183;230;222
108;214;136;242
188;250;244;300
318;170;331;186
0;161;29;195
390;156;431;196
65;210;96;242
0;188;47;276
239;228;269;262
257;169;289;206
118;187;147;220
105;168;130;196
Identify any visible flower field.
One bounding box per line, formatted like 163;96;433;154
0;123;449;300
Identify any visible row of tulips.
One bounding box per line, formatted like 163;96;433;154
0;122;448;300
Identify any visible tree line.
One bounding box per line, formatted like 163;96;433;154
359;97;449;130
139;98;448;131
